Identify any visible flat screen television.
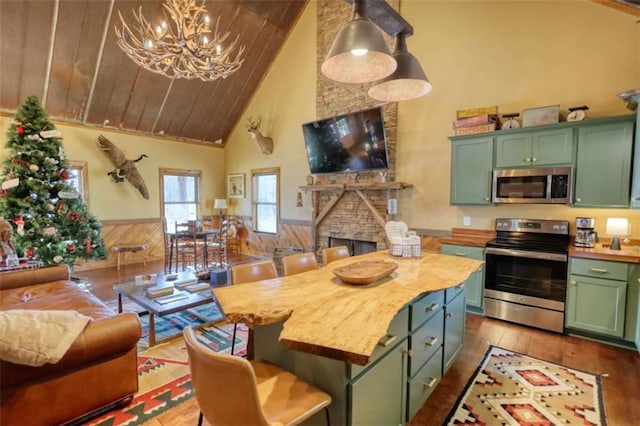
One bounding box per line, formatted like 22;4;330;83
302;106;389;174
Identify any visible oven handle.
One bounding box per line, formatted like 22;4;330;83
485;247;567;262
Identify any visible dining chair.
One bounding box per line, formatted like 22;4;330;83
207;219;229;269
322;245;350;265
183;327;332;426
174;220;202;270
161;218;171;273
282;252;318;276
230;260;278;356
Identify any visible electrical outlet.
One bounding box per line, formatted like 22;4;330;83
463;216;471;226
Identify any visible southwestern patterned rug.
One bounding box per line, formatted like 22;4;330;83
446;346;607;425
80;323;248;426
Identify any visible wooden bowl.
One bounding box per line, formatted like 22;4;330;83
333;260;398;285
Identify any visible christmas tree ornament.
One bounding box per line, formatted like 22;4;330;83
16;125;24;135
2;178;19;189
43;226;56;236
14;216;25;236
40;129;62;138
69;211;80;221
59;169;71;179
56;200;67;214
66;243;76;254
25;247;35;258
12;158;29;169
85;236;92;253
27;134;41;141
29;164;39;172
46;201;55;211
53;255;63;263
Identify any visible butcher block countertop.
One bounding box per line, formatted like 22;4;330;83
570;244;640;264
214;250;483;365
439;227;494;248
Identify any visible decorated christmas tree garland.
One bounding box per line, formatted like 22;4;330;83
0;96;107;266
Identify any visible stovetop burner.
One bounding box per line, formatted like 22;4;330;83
486;218;570;254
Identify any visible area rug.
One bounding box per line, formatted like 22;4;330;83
446;346;606;425
81;323;248;426
104;299;225;351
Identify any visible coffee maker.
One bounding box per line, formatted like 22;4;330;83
575;217;597;248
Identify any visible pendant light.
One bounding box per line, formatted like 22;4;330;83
321;0;397;84
368;32;432;102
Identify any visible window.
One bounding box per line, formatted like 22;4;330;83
251;167;279;234
160;168;202;231
68;161;89;206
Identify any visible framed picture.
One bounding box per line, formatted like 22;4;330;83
228;173;245;198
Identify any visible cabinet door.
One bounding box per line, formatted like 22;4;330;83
531;128;574;165
450;137;493;205
566;274;627;337
495;133;531;167
443;291;465;373
574;121;634;207
440;244;484;310
349;340;407;426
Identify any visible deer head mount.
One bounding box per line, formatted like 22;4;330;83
246;115;273;155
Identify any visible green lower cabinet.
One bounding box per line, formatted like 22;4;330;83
440;244;484;311
349;340;408;426
443;291;466;373
566;274;627;338
407;348;443;421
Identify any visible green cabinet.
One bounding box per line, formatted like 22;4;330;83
495;128;573;168
349;340;408;426
574;119;634;208
440;244;484;311
566;258;628;338
443;289;465;373
450;136;493;205
630;94;640;209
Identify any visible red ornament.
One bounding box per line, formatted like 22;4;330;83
69;211;80;221
16;125;24;135
25;247;36;258
14;215;24;225
85;237;92;254
66;243;76;254
59;169;71;180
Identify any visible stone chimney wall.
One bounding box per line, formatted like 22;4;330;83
315;0;400;251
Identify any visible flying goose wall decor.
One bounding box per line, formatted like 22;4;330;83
96;135;150;199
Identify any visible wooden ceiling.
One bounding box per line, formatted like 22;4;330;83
0;0;308;147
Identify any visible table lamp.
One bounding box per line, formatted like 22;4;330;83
214;198;228;217
605;218;629;250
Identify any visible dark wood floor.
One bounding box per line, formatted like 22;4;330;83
78;261;640;426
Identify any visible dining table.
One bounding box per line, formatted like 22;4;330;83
167;227;219;272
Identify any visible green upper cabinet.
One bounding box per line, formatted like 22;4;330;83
574;118;634;208
495;128;574;168
630;95;640;209
450;136;493;205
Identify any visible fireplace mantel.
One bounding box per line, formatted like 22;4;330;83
300;181;412;192
302;181;413;255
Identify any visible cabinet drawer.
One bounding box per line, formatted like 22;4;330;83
407;348;443;422
410;291;444;331
446;281;466;304
571;258;629;281
349;307;409;378
409;311;444;377
440;244;484;260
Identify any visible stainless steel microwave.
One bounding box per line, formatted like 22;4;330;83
492;166;573;204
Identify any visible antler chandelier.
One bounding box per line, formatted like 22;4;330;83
115;0;245;81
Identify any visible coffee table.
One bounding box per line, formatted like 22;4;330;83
113;272;225;346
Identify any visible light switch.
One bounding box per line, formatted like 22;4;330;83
463;216;471;226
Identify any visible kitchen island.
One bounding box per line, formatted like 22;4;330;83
214;250;483;425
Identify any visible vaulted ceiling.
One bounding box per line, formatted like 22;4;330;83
0;0;308;147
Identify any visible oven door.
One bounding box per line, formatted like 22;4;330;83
484;247;567;310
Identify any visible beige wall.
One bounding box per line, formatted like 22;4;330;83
225;0;640;238
0;117;226;221
224;0;317;221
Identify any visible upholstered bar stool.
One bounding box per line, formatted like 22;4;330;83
183;327;332;426
230;260;278;356
322;245;350;266
282;252;318;276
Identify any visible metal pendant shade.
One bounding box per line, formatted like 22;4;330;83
368;33;432;102
321;0;396;84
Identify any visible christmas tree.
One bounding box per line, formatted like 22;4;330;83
0;96;107;266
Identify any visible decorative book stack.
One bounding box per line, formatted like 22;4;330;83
454;106;499;135
147;286;173;298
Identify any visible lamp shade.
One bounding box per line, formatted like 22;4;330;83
321;0;396;84
605;218;629;236
214;199;228;210
368;33;432;102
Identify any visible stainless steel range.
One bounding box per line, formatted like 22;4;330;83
484;218;569;333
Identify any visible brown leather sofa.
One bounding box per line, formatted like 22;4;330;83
0;265;141;425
